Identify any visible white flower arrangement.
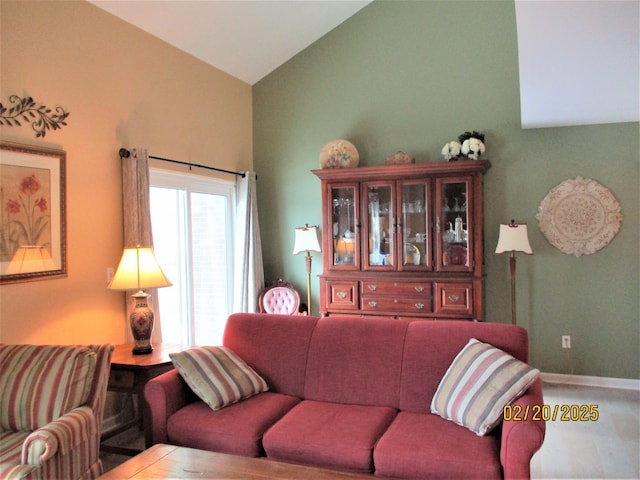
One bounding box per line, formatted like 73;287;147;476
441;141;461;161
461;137;485;160
457;131;486;160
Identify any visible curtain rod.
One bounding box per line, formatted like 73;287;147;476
118;148;245;178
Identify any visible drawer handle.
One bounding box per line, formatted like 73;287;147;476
368;301;378;307
415;303;425;310
368;285;377;291
414;286;425;292
337;292;347;299
448;294;460;302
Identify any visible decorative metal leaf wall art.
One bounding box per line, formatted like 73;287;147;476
0;95;69;138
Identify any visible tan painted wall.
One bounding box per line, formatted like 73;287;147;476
0;1;252;344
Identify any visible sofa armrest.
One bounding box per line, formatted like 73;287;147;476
500;377;546;480
144;369;193;445
21;406;96;466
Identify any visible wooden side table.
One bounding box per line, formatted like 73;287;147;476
102;343;190;455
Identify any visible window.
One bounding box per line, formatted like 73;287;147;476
150;169;235;346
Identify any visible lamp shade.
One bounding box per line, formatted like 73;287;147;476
293;225;321;255
107;246;172;291
6;246;56;274
495;222;533;254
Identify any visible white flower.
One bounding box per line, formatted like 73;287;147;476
461;138;485;160
441;141;461;160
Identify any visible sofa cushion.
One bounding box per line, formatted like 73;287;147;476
170;346;268;411
0;345;96;431
399;321;531;413
263;400;397;473
223;313;319;398
167;392;300;457
304;316;408;407
374;411;501;479
431;338;540;436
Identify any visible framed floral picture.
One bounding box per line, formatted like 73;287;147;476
0;142;66;283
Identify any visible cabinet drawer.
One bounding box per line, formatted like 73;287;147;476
108;369;135;390
362;296;432;314
362;281;431;296
435;283;473;314
326;281;359;310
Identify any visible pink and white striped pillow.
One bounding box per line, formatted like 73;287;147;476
170;346;268;411
430;338;539;436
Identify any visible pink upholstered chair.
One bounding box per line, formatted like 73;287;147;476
258;279;301;315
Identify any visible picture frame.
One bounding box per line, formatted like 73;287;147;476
0;141;66;283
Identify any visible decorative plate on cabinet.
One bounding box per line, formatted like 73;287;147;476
536;176;623;257
319;140;359;169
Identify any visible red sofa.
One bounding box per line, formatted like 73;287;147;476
145;313;545;479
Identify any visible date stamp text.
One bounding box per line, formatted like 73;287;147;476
503;404;599;422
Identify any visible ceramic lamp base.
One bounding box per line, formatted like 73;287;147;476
130;291;154;355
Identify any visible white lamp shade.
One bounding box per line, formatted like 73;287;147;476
495;223;533;254
108;247;172;291
293;225;321;255
6;246;56;274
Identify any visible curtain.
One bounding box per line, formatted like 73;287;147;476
233;171;264;312
121;147;163;344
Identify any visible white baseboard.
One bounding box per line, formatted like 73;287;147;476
542;372;640;391
102;410;130;434
102;392;137;434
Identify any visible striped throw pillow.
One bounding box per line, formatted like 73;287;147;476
430;338;539;436
170;346;268;411
0;345;96;431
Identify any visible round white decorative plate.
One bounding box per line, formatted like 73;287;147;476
536;177;623;257
319;140;359;169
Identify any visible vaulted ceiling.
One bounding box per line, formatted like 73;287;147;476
90;0;639;129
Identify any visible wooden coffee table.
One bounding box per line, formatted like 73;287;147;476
100;444;379;479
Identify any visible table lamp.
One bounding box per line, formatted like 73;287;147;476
293;224;321;316
495;220;533;325
108;246;172;354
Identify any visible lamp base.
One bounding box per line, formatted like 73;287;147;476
130;291;154;355
132;345;153;355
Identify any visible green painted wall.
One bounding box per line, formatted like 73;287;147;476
253;0;639;379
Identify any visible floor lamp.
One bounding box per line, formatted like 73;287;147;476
495;220;533;325
293;224;322;316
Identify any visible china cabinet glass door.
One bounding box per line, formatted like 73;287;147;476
436;177;473;271
364;182;394;270
330;184;359;270
398;180;431;270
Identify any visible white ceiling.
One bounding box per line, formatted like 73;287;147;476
89;0;372;86
90;0;639;129
515;0;639;129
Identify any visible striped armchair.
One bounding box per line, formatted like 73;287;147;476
0;344;114;480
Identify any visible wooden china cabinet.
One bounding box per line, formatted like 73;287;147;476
313;160;491;321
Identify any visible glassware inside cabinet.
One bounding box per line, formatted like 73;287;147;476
401;183;428;267
440;181;469;267
367;185;393;267
331;187;357;267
